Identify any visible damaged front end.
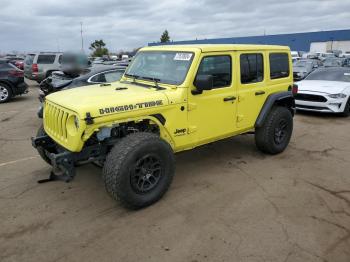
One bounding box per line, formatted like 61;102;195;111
31;134;114;183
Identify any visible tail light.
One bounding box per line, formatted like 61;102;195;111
292;84;298;95
32;63;38;74
9;69;24;77
15;61;24;70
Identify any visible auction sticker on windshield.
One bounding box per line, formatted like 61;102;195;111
174;53;192;61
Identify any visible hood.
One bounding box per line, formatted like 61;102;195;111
296;80;350;94
46;81;170;118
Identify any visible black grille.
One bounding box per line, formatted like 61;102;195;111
294;93;327;102
296;105;328;110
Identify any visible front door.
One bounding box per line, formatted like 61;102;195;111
187;53;237;145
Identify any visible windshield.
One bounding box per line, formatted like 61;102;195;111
324;59;342;67
305;69;350;82
125;51;194;85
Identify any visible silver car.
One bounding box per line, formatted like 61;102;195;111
24;52;63;83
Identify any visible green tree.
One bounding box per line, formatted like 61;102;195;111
160;30;170;43
89;39;109;57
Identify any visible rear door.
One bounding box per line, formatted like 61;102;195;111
187;52;238;144
236;51;267;129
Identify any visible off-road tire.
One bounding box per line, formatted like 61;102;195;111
103;132;175;209
0;83;12;103
255;106;293;154
340;98;350;117
36;125;57;165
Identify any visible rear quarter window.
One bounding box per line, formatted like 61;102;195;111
37;55;56;64
269;53;290;79
24;55;35;65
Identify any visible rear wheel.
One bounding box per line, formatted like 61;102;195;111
255;106;293;154
103;133;175;209
0;83;12;103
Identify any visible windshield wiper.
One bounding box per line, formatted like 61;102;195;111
124;73;140;82
139;76;164;90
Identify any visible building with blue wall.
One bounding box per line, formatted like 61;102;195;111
149;29;350;52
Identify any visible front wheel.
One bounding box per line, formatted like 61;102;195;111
103;133;175;209
255;106;293;154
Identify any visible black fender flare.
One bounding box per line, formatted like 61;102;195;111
255;91;295;128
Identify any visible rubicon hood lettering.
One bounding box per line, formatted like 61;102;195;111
99;100;164;115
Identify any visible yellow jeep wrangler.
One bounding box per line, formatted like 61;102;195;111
32;44;296;209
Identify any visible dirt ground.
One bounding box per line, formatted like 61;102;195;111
0;81;349;262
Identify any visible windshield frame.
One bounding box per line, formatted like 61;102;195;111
124;50;195;86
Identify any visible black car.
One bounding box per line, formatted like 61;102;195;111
0;59;28;103
38;65;126;117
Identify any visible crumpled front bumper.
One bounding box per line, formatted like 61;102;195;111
31;134;108;182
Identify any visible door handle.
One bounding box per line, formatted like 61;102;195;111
223;96;236;102
255;91;265;96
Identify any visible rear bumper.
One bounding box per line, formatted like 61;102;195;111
13;82;29;96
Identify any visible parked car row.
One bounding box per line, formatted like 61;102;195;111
292;53;350;81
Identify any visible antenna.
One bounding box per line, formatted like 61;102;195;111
80;22;84;52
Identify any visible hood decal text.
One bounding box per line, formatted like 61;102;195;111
99;100;163;115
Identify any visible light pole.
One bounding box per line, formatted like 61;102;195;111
80;22;84;52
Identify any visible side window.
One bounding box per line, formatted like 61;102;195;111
196;56;231;88
104;71;124;82
269;53;290;79
58;55;62;64
89;73;106;83
37;55;56;64
240;54;264;84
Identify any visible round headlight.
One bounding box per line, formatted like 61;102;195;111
67;115;80;136
74;116;80;129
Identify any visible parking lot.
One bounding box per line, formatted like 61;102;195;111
0;81;349;262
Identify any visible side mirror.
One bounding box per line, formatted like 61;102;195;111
193;75;213;94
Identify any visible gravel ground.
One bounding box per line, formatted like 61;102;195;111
0;81;349;262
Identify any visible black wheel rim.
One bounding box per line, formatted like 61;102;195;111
274;119;288;145
131;154;162;194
